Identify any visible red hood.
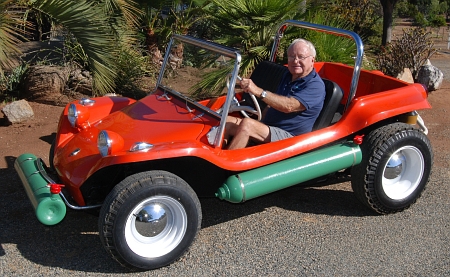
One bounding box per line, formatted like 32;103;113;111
95;94;207;145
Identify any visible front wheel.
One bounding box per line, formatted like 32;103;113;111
351;123;433;214
98;171;201;270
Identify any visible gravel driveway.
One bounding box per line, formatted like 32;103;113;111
1;164;449;276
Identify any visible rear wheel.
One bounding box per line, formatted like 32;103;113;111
98;171;201;270
351;123;433;214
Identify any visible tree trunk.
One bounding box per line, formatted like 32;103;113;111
380;0;398;46
145;28;163;66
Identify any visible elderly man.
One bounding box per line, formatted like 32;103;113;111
225;38;326;150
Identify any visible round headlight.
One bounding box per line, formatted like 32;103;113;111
97;130;124;157
68;103;77;127
98;130;112;157
67;103;90;128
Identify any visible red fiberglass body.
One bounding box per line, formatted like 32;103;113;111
52;61;430;206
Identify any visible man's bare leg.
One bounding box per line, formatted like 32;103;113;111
226;117;271;150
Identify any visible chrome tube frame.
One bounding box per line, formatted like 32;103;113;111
37;159;102;210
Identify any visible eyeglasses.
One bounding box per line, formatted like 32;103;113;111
287;55;311;61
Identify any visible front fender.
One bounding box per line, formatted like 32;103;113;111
56;96;136;148
56;140;215;205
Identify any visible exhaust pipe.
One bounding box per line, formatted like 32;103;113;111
215;141;362;203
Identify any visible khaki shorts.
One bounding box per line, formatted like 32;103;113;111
268;126;293;142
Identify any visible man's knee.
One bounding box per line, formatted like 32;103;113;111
238;118;254;132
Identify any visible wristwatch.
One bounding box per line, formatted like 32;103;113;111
261;90;267;99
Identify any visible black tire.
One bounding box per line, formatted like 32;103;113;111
98;171;202;270
351;123;433;214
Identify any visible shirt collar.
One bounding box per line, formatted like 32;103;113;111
288;68;317;84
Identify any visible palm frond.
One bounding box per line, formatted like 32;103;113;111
191;0;303;96
0;0;27;76
32;0;118;94
189;65;234;98
103;0;142;28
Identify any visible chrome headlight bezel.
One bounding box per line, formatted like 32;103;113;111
98;130;112;157
67;103;90;128
68;103;78;127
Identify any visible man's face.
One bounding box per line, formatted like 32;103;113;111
287;42;315;80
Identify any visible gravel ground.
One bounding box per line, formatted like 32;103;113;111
1;166;449;277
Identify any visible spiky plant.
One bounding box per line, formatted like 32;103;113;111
31;0;143;95
1;0;142;95
187;0;303;96
0;0;26;77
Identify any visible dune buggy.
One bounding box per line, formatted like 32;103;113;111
15;20;432;270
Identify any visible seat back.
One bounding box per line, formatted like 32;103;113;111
247;61;288;110
250;61;289;92
312;78;343;131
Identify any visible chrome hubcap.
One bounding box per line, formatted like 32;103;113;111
135;203;168;237
382;146;424;200
125;196;187;258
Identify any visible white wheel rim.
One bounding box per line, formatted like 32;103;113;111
125;196;187;258
382;146;424;200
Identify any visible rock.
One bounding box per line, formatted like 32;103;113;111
417;60;444;91
396;68;414;84
1;100;34;123
22;65;69;104
68;69;92;95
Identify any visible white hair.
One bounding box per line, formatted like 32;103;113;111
288;38;316;58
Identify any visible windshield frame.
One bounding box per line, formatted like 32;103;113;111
154;34;242;148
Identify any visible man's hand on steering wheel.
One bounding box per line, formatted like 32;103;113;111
225;75;262;120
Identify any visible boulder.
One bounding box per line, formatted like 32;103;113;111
68;69;92;96
1;99;34;124
417;59;444;91
396;68;414;84
22;65;69;104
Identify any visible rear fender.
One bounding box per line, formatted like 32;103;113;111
340;83;431;132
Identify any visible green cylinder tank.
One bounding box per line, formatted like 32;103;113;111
15;153;66;225
216;142;362;203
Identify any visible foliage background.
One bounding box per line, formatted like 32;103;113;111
0;0;447;100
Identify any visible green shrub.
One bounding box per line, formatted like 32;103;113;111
396;1;415;18
413;12;428;27
114;45;157;99
0;63;29;101
428;15;446;27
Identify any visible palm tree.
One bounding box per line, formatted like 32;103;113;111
208;0;303;76
136;0;208;66
1;0;142;95
0;0;26;77
187;0;303;96
34;0;143;95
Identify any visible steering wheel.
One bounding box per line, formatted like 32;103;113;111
225;74;262;121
